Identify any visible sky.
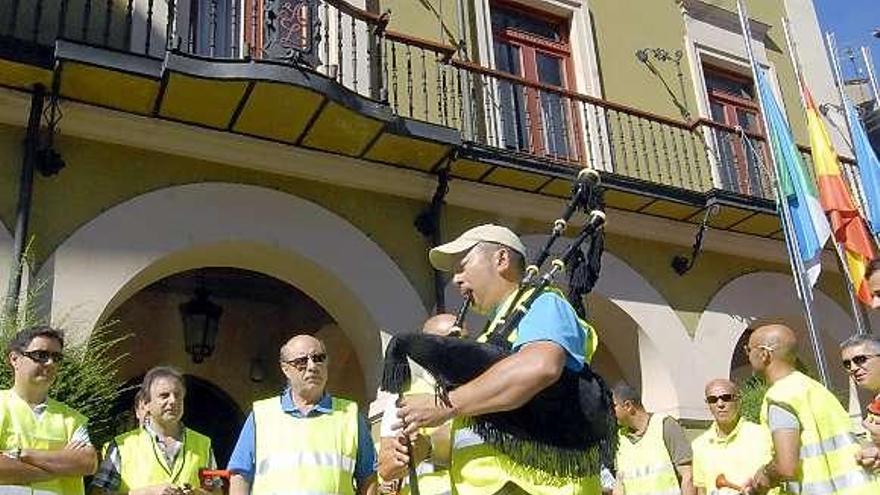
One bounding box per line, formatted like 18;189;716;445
813;0;880;81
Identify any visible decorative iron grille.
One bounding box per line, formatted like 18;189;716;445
263;0;321;66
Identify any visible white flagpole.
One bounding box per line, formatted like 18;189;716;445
736;0;830;386
828;33;880;250
781;18;870;336
862;46;880;105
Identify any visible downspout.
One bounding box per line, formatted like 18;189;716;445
415;165;451;312
4;84;45;318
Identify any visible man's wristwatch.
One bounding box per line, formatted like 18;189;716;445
3;447;22;460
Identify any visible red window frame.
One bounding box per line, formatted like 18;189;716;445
704;65;768;196
490;0;583;161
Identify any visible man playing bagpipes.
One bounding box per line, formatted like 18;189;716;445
388;222;612;495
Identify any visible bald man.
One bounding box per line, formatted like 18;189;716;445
228;335;377;495
742;324;876;495
691;379;772;495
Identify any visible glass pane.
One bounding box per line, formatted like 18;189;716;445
710;101;726;123
541;91;569;157
536;52;563;87
705;72;754;101
737;109;760;134
491;5;561;42
494;41;521;76
494;42;528;151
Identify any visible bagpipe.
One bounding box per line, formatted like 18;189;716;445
381;168;617;480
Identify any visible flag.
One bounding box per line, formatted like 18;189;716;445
845;97;880;236
755;69;831;287
803;86;875;304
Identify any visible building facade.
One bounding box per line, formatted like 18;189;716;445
0;0;869;461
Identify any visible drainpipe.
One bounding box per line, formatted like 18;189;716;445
4;84;45;318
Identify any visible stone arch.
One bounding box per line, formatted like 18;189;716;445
695;271;855;398
38;183;428;395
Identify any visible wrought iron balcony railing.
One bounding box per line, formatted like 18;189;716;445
2;0;861;208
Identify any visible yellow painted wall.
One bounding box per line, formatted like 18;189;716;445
0;124;436;308
0;121;852;337
590;0;808;143
381;0;462;47
589;0;698;121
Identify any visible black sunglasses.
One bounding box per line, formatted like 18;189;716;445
20;349;64;365
283;353;328;370
842;354;880;370
705;393;737;404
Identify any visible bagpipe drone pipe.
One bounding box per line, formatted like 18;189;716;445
381;169;617;479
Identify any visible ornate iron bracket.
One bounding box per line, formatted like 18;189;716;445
37;65;66;176
671;202;719;275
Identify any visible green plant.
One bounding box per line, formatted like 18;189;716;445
738;374;768;422
1;258;129;447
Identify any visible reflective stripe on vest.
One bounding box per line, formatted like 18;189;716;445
452;427;484;450
115;426;211;491
799;432;857;459
0;389;87;495
760;372;879;495
616;414;681;495
783;469;874;495
0;487;58;495
252;395;359;495
620;462;679;480
257;451;356;476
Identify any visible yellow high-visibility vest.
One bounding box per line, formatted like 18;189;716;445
760;371;878;495
252;395;360;495
616;414;681;495
691;419;774;495
450;288;601;495
115;426;211;492
0;389;88;495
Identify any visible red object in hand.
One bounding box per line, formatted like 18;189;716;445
198;469;231;489
716;474;743;492
867;397;880;416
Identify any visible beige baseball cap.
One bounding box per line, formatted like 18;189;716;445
429;224;527;272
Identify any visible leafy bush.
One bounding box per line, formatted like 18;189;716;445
1;260;128;447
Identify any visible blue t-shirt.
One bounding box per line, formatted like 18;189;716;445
507;291;587;371
227;390;376;487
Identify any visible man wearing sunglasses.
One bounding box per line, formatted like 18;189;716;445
840;335;880;470
228;334;377;495
0;325;97;494
691;379;772;495
741;323;877;495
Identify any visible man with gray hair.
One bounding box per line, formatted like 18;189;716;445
840;334;880;469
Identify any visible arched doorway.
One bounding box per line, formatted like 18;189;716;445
39;182;429;395
103;267;369;464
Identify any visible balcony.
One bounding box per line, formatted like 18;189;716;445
3;0;857;238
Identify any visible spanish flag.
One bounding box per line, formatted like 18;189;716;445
803;85;875;304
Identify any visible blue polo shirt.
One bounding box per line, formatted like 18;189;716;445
227;390;376;487
505;291;587;371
